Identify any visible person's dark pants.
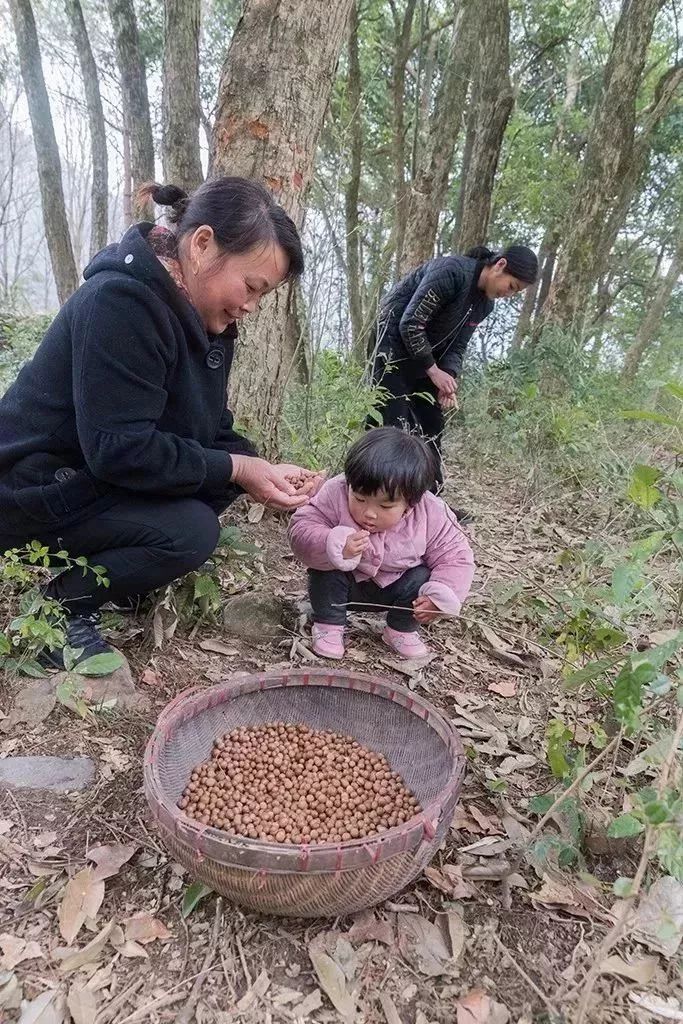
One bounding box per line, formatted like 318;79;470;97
0;492;235;615
308;564;431;632
369;360;446;488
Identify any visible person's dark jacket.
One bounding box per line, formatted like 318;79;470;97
0;223;257;532
375;253;494;378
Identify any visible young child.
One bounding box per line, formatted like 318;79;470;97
288;427;474;660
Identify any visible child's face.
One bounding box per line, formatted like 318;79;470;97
348;487;409;533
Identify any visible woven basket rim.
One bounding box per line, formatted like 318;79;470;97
144;668;465;873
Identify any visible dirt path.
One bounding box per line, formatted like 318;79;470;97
0;461;666;1023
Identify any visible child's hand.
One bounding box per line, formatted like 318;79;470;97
343;530;370;559
412;595;441;623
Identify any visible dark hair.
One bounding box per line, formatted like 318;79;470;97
137;177;304;279
465;243;538;284
344;427;438;506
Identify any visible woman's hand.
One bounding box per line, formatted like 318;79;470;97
412;595;441;624
230;456;322;510
439;391;459;411
426;366;456;398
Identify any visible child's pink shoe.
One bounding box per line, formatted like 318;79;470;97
312;623;345;660
382;625;430;659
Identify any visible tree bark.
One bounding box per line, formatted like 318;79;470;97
9;0;78;304
390;0;418;275
108;0;155;220
345;0;365;362
541;0;667;335
162;0;203;191
621;211;683;382
210;0;354;457
65;0;108;256
455;0;513;252
399;0;474;274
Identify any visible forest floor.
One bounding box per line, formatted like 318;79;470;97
0;448;679;1024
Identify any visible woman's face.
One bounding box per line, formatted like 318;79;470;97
182;227;290;334
481;258;529;300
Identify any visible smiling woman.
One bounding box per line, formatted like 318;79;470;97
0;175;322;670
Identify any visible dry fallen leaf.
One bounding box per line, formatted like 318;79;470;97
140;668;162;687
629;991;683;1021
467;805;503;835
123;913;171;945
346;910;394;946
487;680;517;698
86;843;136;882
600;954;658;985
57;869;104;945
33;832;59;850
297;989;323;1016
308;934;357;1022
442;864;477;899
236;970;270;1012
0;934;43;970
198;638;239;656
424;866;454;895
0;971;22;1011
53;921;115;973
379;992;403;1024
445;909;467;963
18;989;66;1024
497;754;537;775
397;912;451;977
456;988;509;1024
633;876;683;958
247;502;265;523
66;984;97;1024
0;820;14;836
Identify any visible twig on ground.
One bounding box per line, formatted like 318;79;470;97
574;711;683;1024
176;895;223;1024
235;931;252;987
492;933;559;1017
95;977;144;1024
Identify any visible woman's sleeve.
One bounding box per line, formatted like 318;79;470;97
398;262;466;370
211;406;259;459
71;278;233;495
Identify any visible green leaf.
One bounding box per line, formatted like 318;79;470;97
613;876;634;897
611;563;642;605
528;793;555;816
181;881;213;918
636;631;683;670
629;531;667;561
678;684;683;708
193;574;220;601
622;410;680;428
627;463;663;509
663;381;683;401
0;634;10;656
607;814;644;839
564;657;620;689
76;652;125;676
614;661;656;732
642;800;669;825
18;659;48;678
546;719;572;779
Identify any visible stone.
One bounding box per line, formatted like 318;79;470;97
222;592;290;640
0;756;95;792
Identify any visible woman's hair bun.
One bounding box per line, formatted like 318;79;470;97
136;181;190;222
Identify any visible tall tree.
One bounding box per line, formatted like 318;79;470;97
65;0;109;255
389;0;417;274
399;0;474;274
108;0;155;220
9;0;78;304
345;0;365;361
621;204;683;382
541;0;667;335
210;0;354;455
455;0;513;252
162;0;203;191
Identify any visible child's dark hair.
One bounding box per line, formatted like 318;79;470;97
137;176;304;279
344;427;438;506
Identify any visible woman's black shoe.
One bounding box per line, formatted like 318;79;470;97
38;612;114;671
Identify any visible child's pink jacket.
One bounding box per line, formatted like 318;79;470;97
289;475;475;614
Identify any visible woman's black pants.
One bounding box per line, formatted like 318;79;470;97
0;491;237;615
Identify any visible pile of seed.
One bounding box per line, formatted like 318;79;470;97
178;722;421;844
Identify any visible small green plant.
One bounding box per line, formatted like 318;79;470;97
0;542;111;676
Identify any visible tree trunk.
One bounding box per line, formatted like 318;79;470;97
621;212;683;382
122;128;133;227
65;0;108;256
541;0;667;335
9;0;78;304
455;0;513;252
390;0;418;275
108;0;155;220
162;0;203;191
210;0;354;457
345;0;364;362
399;0;474;274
